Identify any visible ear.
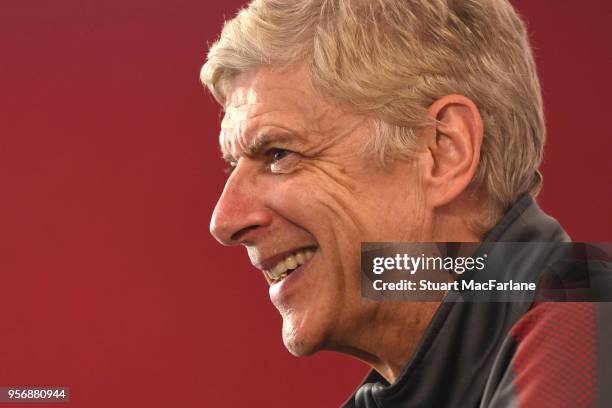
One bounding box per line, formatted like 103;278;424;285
421;94;483;207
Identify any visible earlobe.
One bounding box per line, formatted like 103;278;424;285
424;95;484;207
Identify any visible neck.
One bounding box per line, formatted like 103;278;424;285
331;199;484;382
330;301;440;383
431;191;489;242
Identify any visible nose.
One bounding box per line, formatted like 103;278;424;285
210;164;272;246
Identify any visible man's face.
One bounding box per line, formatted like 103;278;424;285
210;66;431;355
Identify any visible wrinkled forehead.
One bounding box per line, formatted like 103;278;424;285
220;69;313;151
223;66;315;113
218;66;361;160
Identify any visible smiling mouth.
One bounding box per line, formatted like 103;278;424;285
264;247;317;284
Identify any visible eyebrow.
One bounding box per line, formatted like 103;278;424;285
221;131;303;162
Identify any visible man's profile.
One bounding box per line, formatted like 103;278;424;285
201;1;612;406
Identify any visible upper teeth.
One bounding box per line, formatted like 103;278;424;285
266;249;315;281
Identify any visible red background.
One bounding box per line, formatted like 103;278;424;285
0;1;610;407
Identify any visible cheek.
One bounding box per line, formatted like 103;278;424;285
268;174;370;282
267;175;340;225
354;175;429;240
271;177;362;273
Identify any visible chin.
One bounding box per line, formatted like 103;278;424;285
280;314;327;357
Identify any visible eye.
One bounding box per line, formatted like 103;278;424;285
268;148;289;162
267;148;298;174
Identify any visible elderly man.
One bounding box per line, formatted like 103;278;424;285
202;0;611;407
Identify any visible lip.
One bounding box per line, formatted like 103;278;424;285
268;249;316;304
254;245;317;273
